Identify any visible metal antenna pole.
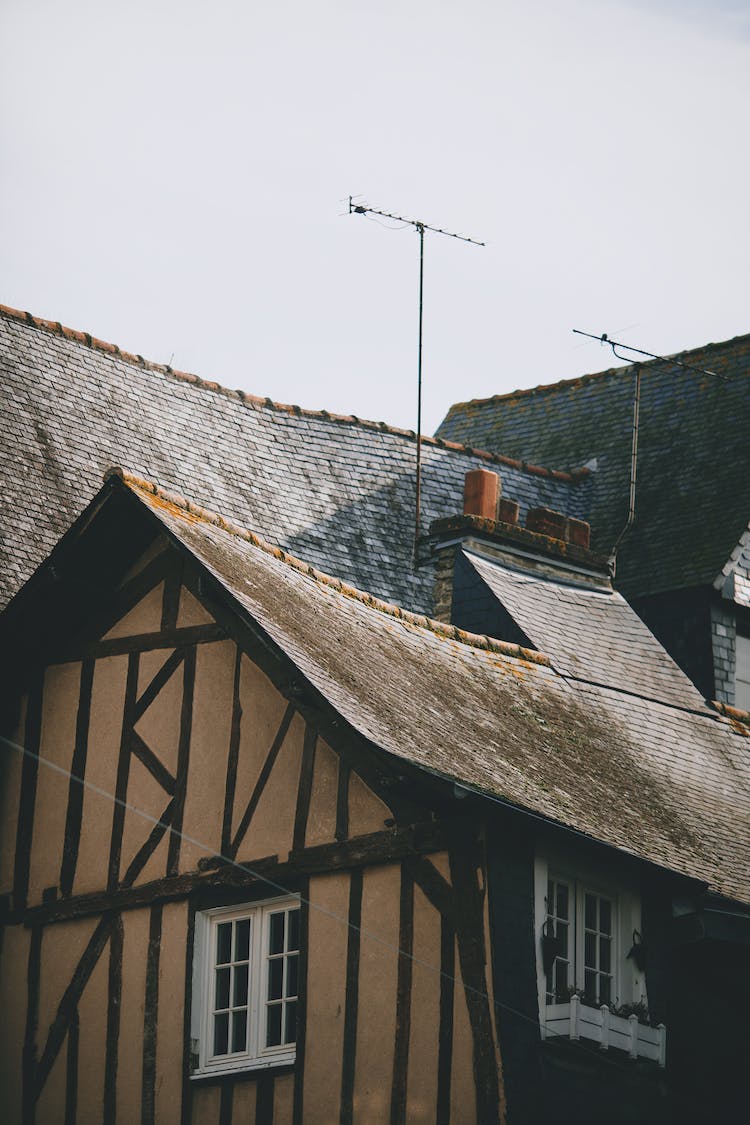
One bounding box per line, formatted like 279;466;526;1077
572;329;730;570
349;198;484;563
415;222;425;561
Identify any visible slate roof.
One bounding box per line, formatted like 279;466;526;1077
0;304;587;614
86;472;750;903
463;547;707;711
437;334;750;600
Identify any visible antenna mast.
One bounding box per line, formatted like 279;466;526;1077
572;329;729;570
349;197;485;562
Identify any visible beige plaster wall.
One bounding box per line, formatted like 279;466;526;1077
103;583;164;639
352;863;400;1123
348;770;391;837
180;640;236;871
74;654;129;896
28;662;81;905
305;736;338;847
302;871;350;1120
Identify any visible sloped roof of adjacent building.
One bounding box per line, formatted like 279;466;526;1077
437;334;750;600
51;471;745;905
0;304;587;615
463;548;708;711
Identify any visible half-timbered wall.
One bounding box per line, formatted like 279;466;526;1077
1;547;504;1123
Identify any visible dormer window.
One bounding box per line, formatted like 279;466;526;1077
544;875;615;1007
535;851;666;1066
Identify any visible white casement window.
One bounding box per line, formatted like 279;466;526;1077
543;874;616;1006
191;896;301;1076
534;851;665;1065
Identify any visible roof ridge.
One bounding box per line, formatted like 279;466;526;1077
108;466;551;668
445;331;750;416
0;301;588;484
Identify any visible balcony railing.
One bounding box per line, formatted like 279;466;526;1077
542;994;666;1066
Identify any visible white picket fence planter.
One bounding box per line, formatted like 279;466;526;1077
542;995;666;1067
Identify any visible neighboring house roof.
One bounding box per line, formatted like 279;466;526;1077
462;548;708;711
15;469;746;903
714;522;750;609
0;304;587;614
437;334;750;600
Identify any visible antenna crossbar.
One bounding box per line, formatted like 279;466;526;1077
572;329;727;381
349;198;485;246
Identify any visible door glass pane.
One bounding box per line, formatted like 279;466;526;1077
556;883;569;920
584;893;596;930
599;936;611;973
600;898;612;935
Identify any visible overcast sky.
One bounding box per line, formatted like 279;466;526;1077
2;0;749;433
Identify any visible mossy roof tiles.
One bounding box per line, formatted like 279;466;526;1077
437;334;750;598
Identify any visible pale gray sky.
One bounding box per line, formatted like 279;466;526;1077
2;0;749;433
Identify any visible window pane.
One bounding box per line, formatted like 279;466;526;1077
557;920;568;957
599;936;611;973
232;1010;247;1053
216;923;232;966
600;898;612;935
556;883;569;920
584;931;596;970
584;893;596;930
287;953;299;999
266;1004;282;1047
584;969;596;1002
234;964;249;1007
213;1012;229;1056
288;909;300;952
269;912;285;955
215;967;230;1011
554;960;568;999
235;918;250;962
600;975;611;1005
268;957;284;1001
284;1000;298;1045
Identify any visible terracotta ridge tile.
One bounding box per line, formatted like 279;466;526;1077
106;466;551;667
445;331;750;415
1;301;588;484
710;700;750;735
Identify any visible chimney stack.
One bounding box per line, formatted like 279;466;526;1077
463;469;500;521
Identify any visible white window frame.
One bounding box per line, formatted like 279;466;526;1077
534;851;645;1025
191;895;300;1077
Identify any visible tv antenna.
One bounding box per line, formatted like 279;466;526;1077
572;329;728;570
349;197;485;562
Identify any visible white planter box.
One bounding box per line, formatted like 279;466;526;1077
542;995;666;1067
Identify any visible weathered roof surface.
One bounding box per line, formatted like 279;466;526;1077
463;548;707;711
121;475;750;904
0;304;586;613
437;334;750;599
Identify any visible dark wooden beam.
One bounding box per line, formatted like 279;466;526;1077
142;903;163;1125
14;676;44;913
293;725;317;852
167;647;196;877
60;659;95;897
